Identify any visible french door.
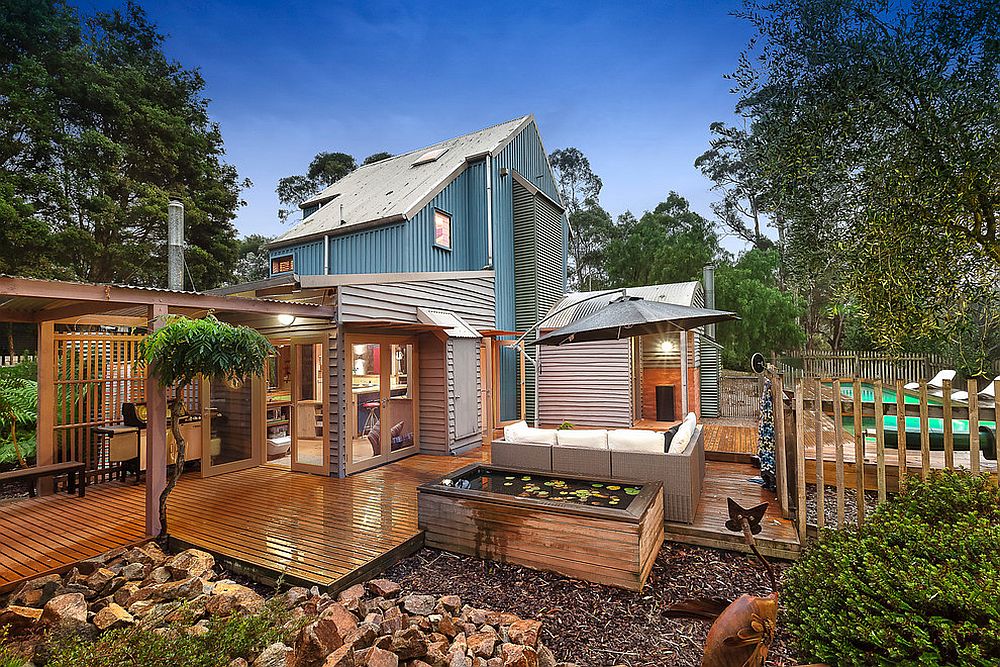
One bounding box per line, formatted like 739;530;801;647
200;375;264;478
290;337;328;474
346;335;419;474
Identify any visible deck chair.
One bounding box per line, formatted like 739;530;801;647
951;376;1000;402
904;369;956;391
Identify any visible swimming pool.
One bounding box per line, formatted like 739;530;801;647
830;382;996;451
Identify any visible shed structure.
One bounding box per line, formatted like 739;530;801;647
536;281;722;428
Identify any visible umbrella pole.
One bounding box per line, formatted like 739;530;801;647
681;330;689;416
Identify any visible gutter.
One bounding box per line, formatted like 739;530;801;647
265;213;408;250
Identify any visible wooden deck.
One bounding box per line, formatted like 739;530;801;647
1;423;799;594
1;447;484;593
665;460;799;560
633;418;758;462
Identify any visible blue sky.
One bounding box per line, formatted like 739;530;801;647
86;0;754;251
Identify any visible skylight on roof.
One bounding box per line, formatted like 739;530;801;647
412;147;448;166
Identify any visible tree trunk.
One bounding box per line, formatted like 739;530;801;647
158;393;188;540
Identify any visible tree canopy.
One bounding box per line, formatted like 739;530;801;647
715;249;806;369
0;0;248;288
726;0;1000;373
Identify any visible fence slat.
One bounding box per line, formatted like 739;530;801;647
919;382;930;480
853;378;865;527
832;379;845;527
969;381;980;475
874;379;886;504
794;379;807;539
896;379;907;483
942;379;954;469
813;378;824;530
773;371;789;518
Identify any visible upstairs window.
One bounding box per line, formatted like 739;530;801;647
434;209;452;250
271;254;294;274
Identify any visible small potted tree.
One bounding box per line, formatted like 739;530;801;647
139;314;273;538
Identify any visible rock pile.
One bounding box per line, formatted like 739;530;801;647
0;544;580;667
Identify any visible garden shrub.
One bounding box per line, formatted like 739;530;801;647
43;600;294;667
782;470;1000;666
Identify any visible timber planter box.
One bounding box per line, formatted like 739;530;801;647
417;463;664;591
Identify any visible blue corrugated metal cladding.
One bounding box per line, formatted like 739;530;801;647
268;120;568;422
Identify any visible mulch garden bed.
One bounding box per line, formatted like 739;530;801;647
386;544;799;667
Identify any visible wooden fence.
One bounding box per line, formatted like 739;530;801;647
768;369;998;538
719;372;762;419
774;350;1000;384
50;330;198;484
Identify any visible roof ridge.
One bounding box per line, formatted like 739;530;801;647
350;114;531;175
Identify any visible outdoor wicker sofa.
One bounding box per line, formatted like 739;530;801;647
491;421;705;524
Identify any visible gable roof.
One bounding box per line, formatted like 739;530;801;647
271;115;535;247
541;282;704;328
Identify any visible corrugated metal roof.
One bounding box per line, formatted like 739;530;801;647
541;282;702;328
416;307;481;338
272;116;533;246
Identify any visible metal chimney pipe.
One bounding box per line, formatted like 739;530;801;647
167;200;185;291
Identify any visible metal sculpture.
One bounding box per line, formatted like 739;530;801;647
666;498;782;667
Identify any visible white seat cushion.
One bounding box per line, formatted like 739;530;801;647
668;412;697;454
504;421;557;446
607;429;664;453
555;429;608;449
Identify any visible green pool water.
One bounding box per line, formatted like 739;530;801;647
830;382;996;450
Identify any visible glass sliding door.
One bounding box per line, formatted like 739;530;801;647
347;335;419;473
290;337;328;474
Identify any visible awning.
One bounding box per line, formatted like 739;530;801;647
416;308;481;338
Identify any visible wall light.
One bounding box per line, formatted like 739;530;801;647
659;339;676;354
277;314;296;326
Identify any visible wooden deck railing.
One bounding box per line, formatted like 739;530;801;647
768;369;998;538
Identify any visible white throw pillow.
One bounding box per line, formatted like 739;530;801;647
505;421;557;446
607;429;664;453
668;412;697;454
555;429;608;449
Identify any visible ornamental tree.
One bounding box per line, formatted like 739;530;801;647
139;315;273;537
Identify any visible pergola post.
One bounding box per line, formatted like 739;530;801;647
35;321;55;495
145;304;168;537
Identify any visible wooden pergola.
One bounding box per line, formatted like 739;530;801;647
0;276;336;536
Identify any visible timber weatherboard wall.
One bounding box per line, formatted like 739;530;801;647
538;338;633;428
328;275;496;474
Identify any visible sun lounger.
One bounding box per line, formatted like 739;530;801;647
951;376;1000;402
904;369;956;391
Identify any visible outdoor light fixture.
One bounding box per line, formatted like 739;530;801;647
660;339;676;353
277;314;296;326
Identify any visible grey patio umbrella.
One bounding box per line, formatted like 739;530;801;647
531;296;738;346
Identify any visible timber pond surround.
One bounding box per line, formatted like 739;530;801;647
417;463;664;591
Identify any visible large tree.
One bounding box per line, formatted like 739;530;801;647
732;0;1000;372
549;147;604;289
715;249;806;369
695;122;775;252
0;0;247;288
604;192;720;287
